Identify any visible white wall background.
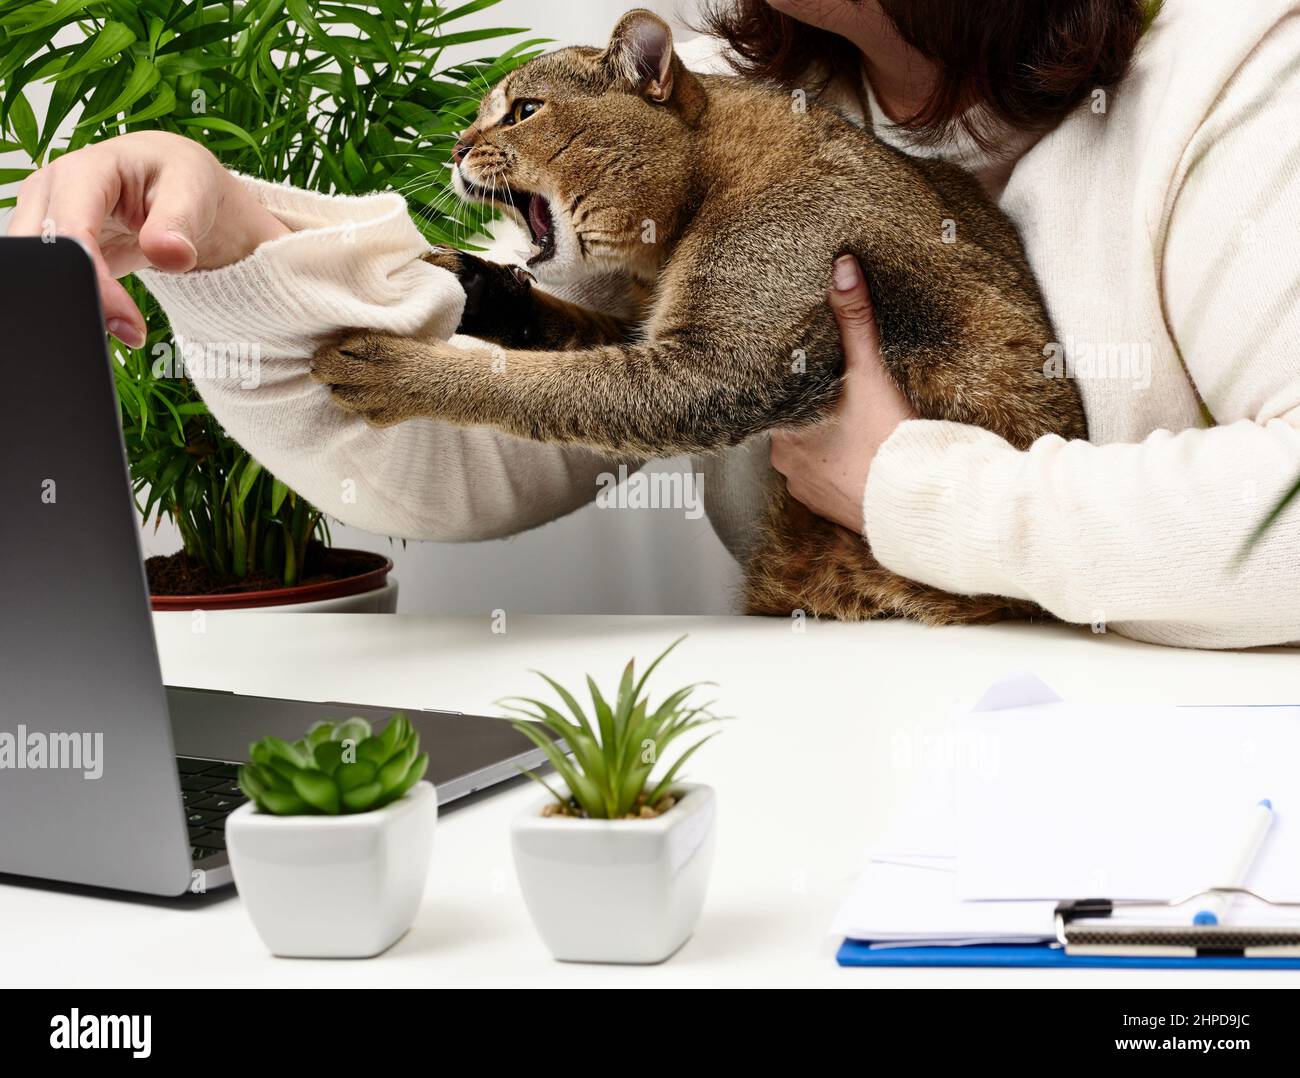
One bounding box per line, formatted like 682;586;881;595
4;1;743;615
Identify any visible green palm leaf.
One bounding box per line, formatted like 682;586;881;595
0;0;539;589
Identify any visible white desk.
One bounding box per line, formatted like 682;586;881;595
3;613;1297;987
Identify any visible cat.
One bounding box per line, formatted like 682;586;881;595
311;9;1088;623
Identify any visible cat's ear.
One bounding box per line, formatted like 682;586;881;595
603;10;676;103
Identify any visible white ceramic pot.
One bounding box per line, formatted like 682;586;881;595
511;783;716;964
227;781;436;958
257;577;398;613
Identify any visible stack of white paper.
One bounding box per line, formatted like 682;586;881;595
830;856;1057;947
954;702;1300;902
833;673;1300;948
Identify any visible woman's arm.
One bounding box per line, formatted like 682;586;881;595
6;131;289;345
863;419;1300;647
778;25;1300;649
10;131;625;542
137;174;624;541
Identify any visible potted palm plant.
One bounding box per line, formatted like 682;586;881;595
501;637;725;964
0;1;543;611
227;713;434;958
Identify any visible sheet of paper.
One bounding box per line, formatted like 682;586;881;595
831;859;1056;943
969;669;1063;712
955;703;1300;902
831;854;1300;946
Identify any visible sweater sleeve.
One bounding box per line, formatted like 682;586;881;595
135;174;620;541
862;25;1300;649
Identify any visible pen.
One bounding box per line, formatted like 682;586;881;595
1193;798;1274;926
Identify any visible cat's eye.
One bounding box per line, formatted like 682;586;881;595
508;99;543;125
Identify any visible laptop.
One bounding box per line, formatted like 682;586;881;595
0;237;552;896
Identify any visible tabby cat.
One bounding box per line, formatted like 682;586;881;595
311;9;1087;623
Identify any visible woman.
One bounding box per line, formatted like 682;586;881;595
11;0;1299;648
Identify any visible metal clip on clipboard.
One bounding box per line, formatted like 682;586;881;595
1056;889;1300;958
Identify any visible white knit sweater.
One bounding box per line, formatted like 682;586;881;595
139;0;1300;649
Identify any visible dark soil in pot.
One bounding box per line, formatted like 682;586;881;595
147;541;388;597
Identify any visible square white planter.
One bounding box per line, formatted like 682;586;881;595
227;781;437;958
511;783;716;964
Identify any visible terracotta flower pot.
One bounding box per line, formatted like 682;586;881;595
149;549;397;613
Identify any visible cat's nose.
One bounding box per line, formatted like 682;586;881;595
451;139;472;166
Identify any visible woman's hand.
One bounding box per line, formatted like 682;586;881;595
7;131;289;347
770;254;917;532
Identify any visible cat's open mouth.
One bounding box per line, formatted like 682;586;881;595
459;176;555;266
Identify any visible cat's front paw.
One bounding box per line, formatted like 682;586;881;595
311;330;435;428
423;246;535;345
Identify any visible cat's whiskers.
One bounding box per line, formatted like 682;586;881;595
421;188;462;216
461;64;497;104
393;175;445;199
377;149;455;165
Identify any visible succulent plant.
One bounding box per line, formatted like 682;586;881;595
500;636;723;820
239;714;428;816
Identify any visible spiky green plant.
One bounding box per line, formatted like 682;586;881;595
500;636;723;820
0;1;544;586
239;713;428;815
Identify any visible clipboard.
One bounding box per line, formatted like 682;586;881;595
836;940;1300;969
837;888;1300;968
832;674;1300;969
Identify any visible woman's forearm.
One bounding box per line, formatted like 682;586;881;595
137;175;622;541
864;417;1300;648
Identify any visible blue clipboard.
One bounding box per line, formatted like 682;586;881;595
837;939;1300;969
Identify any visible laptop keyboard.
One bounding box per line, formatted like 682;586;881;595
177;756;247;862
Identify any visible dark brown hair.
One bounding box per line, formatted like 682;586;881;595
697;0;1158;146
